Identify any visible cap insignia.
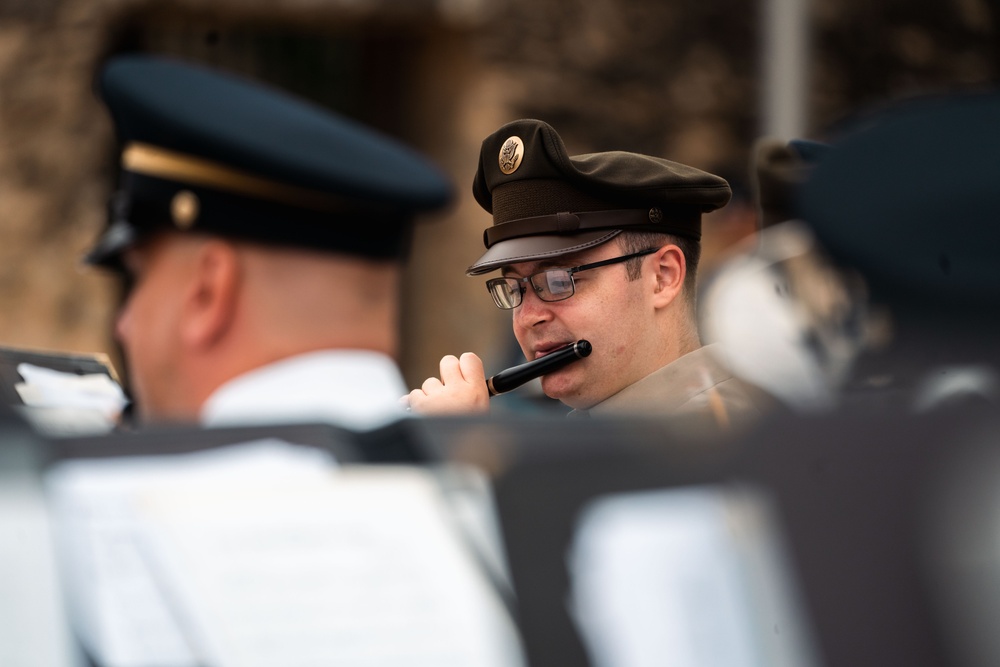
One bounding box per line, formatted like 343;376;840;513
648;207;663;223
171;190;200;229
499;136;524;175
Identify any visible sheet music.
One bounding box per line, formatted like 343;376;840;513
568;485;818;667
0;435;82;667
46;440;523;667
16;363;128;435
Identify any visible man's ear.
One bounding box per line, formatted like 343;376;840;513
180;240;241;350
650;244;686;308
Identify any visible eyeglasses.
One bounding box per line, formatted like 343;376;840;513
486;248;658;310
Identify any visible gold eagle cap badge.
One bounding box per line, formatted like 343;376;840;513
171;190;200;229
498;136;524;175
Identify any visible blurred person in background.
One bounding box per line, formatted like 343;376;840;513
84;55;452;428
699;138;878;413
794;92;1000;412
408;119;773;432
696;168;759;296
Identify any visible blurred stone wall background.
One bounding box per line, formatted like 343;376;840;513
0;0;995;391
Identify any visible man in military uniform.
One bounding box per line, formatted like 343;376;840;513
85;55;452;428
408;119;768;430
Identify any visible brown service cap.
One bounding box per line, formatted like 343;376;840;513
467;119;731;275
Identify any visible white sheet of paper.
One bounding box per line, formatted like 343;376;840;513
46;440;336;666
15;363;129;435
17;363;127;414
0;435;82;667
568;485;818;667
45;440;523;667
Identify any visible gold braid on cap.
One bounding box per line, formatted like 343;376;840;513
121;142;367;214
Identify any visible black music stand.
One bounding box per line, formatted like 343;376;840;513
418;408;1000;667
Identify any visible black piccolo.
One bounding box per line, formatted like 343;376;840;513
486;340;593;397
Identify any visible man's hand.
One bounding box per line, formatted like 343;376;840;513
406;352;490;415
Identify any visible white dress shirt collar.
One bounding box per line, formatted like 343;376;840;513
200;350;408;431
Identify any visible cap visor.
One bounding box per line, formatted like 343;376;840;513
466;230;620;275
81;221;137;268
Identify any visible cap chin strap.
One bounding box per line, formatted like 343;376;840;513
483;208;700;247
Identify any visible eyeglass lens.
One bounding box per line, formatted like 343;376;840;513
488;269;575;309
486;248;659;310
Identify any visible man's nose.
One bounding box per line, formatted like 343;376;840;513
514;288;554;328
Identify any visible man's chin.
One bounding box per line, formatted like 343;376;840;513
541;374;589;410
